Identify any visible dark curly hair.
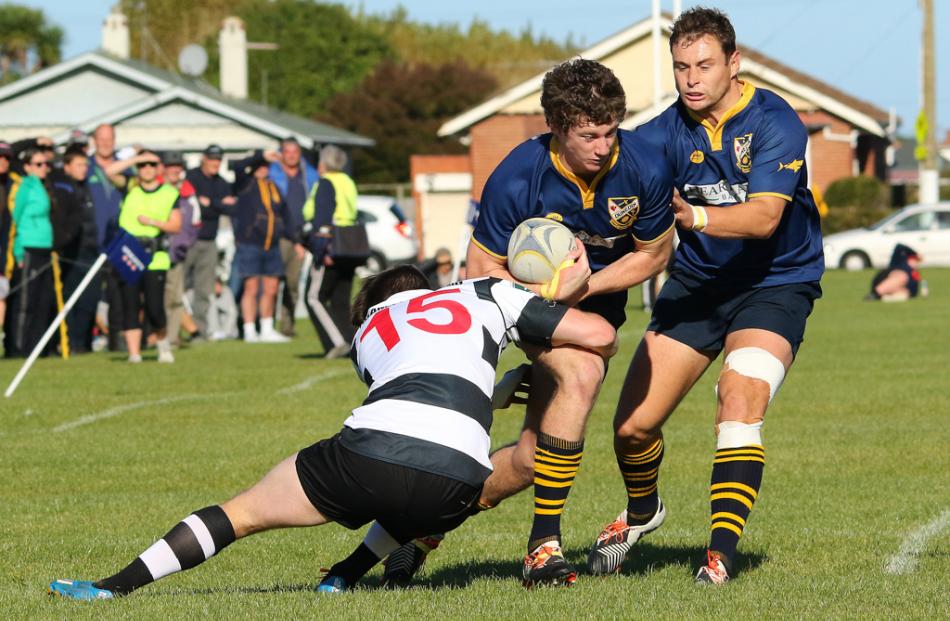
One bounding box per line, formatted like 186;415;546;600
350;264;431;327
540;58;626;134
669;7;736;57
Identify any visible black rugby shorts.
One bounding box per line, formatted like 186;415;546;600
295;432;482;543
647;269;821;356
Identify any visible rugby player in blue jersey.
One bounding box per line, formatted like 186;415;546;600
587;7;824;585
385;59;677;588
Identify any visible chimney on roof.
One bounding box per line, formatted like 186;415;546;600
102;9;130;59
219;17;248;99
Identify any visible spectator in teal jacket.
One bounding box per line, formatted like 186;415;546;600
11;147;54;356
13;151;52;263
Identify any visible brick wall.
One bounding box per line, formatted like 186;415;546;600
470;114;548;201
798;111;856;192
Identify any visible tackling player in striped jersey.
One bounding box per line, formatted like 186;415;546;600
49;265;618;600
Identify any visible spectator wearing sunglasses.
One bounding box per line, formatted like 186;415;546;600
10;147;54;356
9;136;55;176
117;150;182;363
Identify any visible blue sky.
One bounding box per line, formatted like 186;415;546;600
18;0;950;136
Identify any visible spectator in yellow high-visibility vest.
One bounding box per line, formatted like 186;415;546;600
302;145;358;359
117;150;181;364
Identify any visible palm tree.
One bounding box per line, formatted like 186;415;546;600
0;4;63;84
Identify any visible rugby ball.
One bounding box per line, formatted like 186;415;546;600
507;218;576;284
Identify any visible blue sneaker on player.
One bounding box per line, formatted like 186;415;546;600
316;574;348;593
48;579;114;601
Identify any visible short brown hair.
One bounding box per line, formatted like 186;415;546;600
541;59;626;134
63;145;88;165
670;7;737;57
350;265;431;327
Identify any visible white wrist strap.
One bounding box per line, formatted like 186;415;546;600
691;205;708;232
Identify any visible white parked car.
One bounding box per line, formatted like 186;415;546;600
823;202;950;270
357;195;419;274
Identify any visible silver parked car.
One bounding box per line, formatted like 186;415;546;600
823;202;950;270
357;195;419;274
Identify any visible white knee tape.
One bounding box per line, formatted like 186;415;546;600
717;420;763;449
722;347;786;402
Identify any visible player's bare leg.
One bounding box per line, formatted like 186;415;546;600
50;454;334;600
488;346;605;586
589;331;713;575
697;328;791;585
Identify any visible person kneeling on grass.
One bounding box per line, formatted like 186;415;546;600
865;244;925;302
49;264;618;600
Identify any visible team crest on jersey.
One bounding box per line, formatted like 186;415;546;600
690;150;705;164
607;196;640;230
733;133;753;173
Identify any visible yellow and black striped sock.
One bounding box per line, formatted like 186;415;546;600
619;437;664;525
709;444;765;564
527;432;583;551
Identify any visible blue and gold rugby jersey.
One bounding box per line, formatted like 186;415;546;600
637;82;824;287
472;130;675;273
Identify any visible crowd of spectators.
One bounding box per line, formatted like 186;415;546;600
0;125;372;363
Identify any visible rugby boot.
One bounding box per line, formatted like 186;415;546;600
694;550;731;585
491;363;531;410
522;541;577;588
587;498;666;575
381;534;444;587
49;579;114;601
316;573;348;593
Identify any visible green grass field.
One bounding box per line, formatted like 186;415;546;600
1;270;948;619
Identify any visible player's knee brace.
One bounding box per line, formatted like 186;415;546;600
719;346;786;402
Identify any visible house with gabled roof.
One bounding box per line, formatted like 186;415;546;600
0;13;371;163
412;13;893;257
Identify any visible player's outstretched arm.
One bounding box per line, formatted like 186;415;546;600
672;190;786;239
550;307;618;359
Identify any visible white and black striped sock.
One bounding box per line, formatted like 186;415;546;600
95;505;235;595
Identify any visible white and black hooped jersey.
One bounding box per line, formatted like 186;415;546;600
339;277;568;487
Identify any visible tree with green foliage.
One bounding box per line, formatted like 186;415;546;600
356;7;579;89
218;0;391;116
123;0;391;116
322;60;498;183
0;4;62;84
120;0;232;71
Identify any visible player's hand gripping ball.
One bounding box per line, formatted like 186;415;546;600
507;218;576;284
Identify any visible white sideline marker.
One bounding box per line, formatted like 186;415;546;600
884;508;950;575
52;395;206;433
276;369;351;396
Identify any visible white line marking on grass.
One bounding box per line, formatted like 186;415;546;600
52;395;210;433
884;508;950;575
276;369;351;396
